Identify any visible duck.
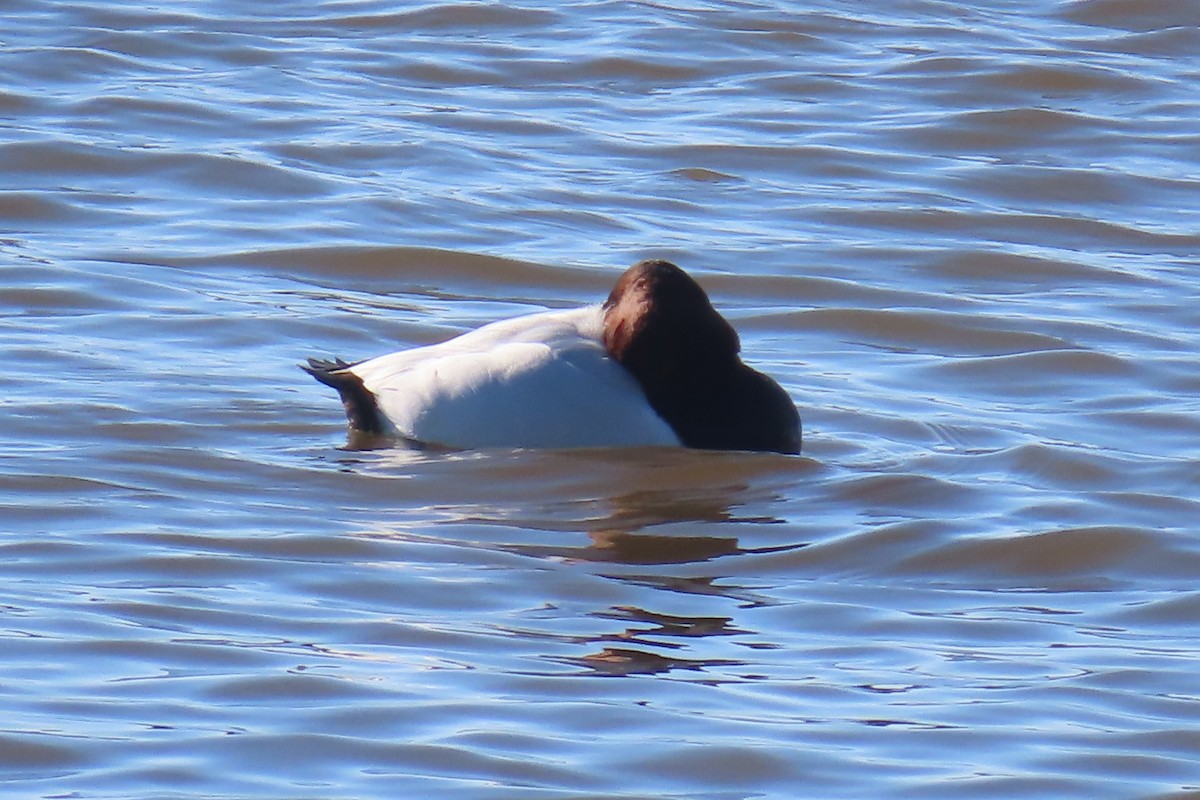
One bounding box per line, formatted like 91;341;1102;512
303;259;801;454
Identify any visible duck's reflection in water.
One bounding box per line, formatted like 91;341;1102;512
503;528;742;565
535;606;747;678
353;448;811;677
559;646;745;678
501;478;805;676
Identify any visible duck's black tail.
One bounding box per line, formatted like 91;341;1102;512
301;358;388;435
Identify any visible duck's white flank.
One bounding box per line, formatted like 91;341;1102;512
346;305;681;450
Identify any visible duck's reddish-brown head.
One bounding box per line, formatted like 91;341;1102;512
602;260;801;454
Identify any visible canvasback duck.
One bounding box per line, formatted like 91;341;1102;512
303;260;801;453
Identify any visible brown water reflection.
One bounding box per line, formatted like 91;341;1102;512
562;646;745;678
350;447;813;678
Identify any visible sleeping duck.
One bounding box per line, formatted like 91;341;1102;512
304;259;801;454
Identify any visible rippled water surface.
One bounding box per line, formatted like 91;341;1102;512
3;1;1200;797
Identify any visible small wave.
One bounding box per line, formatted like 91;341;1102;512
894;524;1200;587
0;191;88;224
925;348;1139;398
927;249;1142;288
1058;0;1200;32
153;246;610;299
792;307;1069;357
323;3;558;33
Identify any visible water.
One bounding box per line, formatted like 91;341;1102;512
2;1;1199;797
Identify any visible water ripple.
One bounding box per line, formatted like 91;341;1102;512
3;0;1200;798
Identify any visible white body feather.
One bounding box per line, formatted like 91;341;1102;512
348;305;681;450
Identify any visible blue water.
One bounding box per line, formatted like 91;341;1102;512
2;1;1199;797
